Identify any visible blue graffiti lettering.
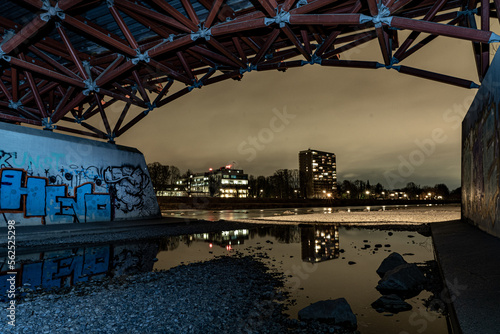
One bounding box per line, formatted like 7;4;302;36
0;168;111;224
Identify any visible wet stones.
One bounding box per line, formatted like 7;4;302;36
371;294;412;314
298;298;357;330
376;252;407;278
372;252;429;315
376;263;426;295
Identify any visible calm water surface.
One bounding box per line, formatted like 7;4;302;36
154;224;449;334
6;221;448;333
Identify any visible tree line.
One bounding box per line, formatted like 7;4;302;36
339;180;460;200
147;162;459;200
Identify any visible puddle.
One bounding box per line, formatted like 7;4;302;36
2;224;449;333
154;225;448;334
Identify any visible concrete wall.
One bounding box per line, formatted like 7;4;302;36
0;122;160;225
462;53;500;238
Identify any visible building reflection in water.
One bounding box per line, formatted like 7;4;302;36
301;224;340;263
158;230;251;251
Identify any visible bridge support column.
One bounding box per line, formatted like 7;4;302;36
0;122;160;225
462;52;500;238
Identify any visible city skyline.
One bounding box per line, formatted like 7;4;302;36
118;35;486;190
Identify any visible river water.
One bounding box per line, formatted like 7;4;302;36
4;206;449;333
152;224;448;334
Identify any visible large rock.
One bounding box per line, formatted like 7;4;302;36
376;263;426;295
298;298;357;329
376;252;407;278
371;294;412;313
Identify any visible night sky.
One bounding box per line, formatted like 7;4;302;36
118;33;490;190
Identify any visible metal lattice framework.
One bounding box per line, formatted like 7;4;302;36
0;0;499;142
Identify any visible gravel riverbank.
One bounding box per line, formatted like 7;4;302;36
1;256;356;334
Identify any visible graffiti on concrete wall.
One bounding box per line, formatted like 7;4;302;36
104;166;158;217
0;168;110;224
462;91;500;236
0;149;156;224
462;51;500;238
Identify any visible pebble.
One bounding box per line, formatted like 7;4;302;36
0;256;352;334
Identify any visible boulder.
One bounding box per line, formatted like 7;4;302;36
298;298;357;329
371;294;412;313
376;263;426;295
376;252;407;278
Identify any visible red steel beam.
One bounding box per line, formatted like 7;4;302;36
148;59;193;85
191;45;242;67
109;5;140;50
112;102;132;135
9;57;85;88
0;113;42;126
55;125;106;139
282;25;312;61
181;0;201;26
28;46;81;80
20;53;47;118
207;39;246;67
481;0;490;79
232;37;248;63
205;0;224;27
251;29;281;65
116;1;191;33
393;0;448;61
1;17;48;54
156;87;191;108
391;16;494;43
289;13;361;25
211;18;268;36
57;24;89;80
11;68;18;103
257;0;278;17
150;0;199;31
63;15;137;57
94;94;112;135
177;51;195;80
52;92;87;122
132;71;151;103
398;65;478;89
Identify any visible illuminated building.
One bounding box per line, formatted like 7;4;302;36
174;165;249;198
299;149;337;199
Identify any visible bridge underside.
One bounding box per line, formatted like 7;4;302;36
0;0;499;141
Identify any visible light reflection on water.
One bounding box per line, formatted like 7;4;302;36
3;222;448;333
154;225;448;334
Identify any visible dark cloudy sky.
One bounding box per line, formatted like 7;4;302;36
118;32;491;190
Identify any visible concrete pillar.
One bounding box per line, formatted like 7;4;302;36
0;122;160;225
462;52;500;238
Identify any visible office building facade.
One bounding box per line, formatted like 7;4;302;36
174;165;249;198
299;149;337;198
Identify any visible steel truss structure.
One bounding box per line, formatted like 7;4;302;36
0;0;499;141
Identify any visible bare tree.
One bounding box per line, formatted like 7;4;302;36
147;162;171;194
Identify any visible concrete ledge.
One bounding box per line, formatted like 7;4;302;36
432;220;500;334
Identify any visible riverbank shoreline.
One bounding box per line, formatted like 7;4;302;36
157;196;459;210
